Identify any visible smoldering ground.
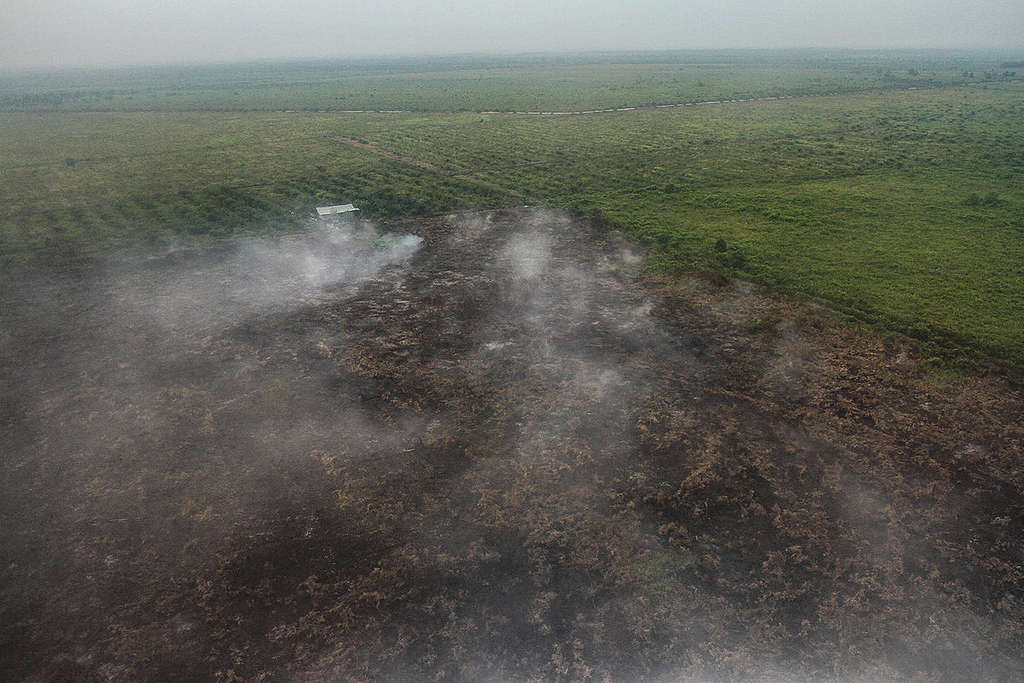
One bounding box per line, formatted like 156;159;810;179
1;209;1023;681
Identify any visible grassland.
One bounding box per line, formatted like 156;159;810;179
1;52;1022;367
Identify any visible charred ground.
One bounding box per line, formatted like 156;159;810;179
1;209;1022;681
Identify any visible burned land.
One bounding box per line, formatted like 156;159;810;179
1;209;1023;681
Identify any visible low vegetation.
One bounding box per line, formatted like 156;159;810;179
1;53;1022;368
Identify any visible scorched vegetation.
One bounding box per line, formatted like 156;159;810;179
2;210;1022;680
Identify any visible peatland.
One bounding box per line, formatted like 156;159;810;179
1;51;1023;680
2;209;1022;680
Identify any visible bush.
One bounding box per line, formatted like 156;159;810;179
717;247;746;269
743;316;770;333
964;191;1001;207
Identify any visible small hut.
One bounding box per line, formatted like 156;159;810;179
316;203;359;217
316;204;360;225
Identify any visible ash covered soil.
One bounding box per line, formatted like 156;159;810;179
1;209;1023;681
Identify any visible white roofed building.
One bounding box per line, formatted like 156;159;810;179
316;204;359;216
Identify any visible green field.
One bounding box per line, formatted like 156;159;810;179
0;50;1009;113
1;52;1022;367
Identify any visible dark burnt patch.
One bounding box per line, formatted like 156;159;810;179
1;209;1022;681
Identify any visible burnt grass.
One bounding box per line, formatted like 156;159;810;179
1;209;1023;681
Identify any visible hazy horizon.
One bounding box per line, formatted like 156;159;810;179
2;0;1022;70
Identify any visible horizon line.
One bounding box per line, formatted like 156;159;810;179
3;45;1023;76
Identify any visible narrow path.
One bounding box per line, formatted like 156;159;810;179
482;93;804;116
290;93;809;116
284;84;961;117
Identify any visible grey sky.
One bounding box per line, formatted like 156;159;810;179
2;0;1022;69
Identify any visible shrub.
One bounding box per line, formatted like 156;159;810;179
743;317;770;333
964;191;1002;207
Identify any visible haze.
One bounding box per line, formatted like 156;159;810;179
2;0;1022;70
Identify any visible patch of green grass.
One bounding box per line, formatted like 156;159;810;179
743;317;771;334
920;359;973;388
639;549;694;604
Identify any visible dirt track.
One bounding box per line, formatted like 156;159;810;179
1;209;1022;681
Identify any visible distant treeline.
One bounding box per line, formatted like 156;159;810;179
0;89;135;109
1;49;1021;114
